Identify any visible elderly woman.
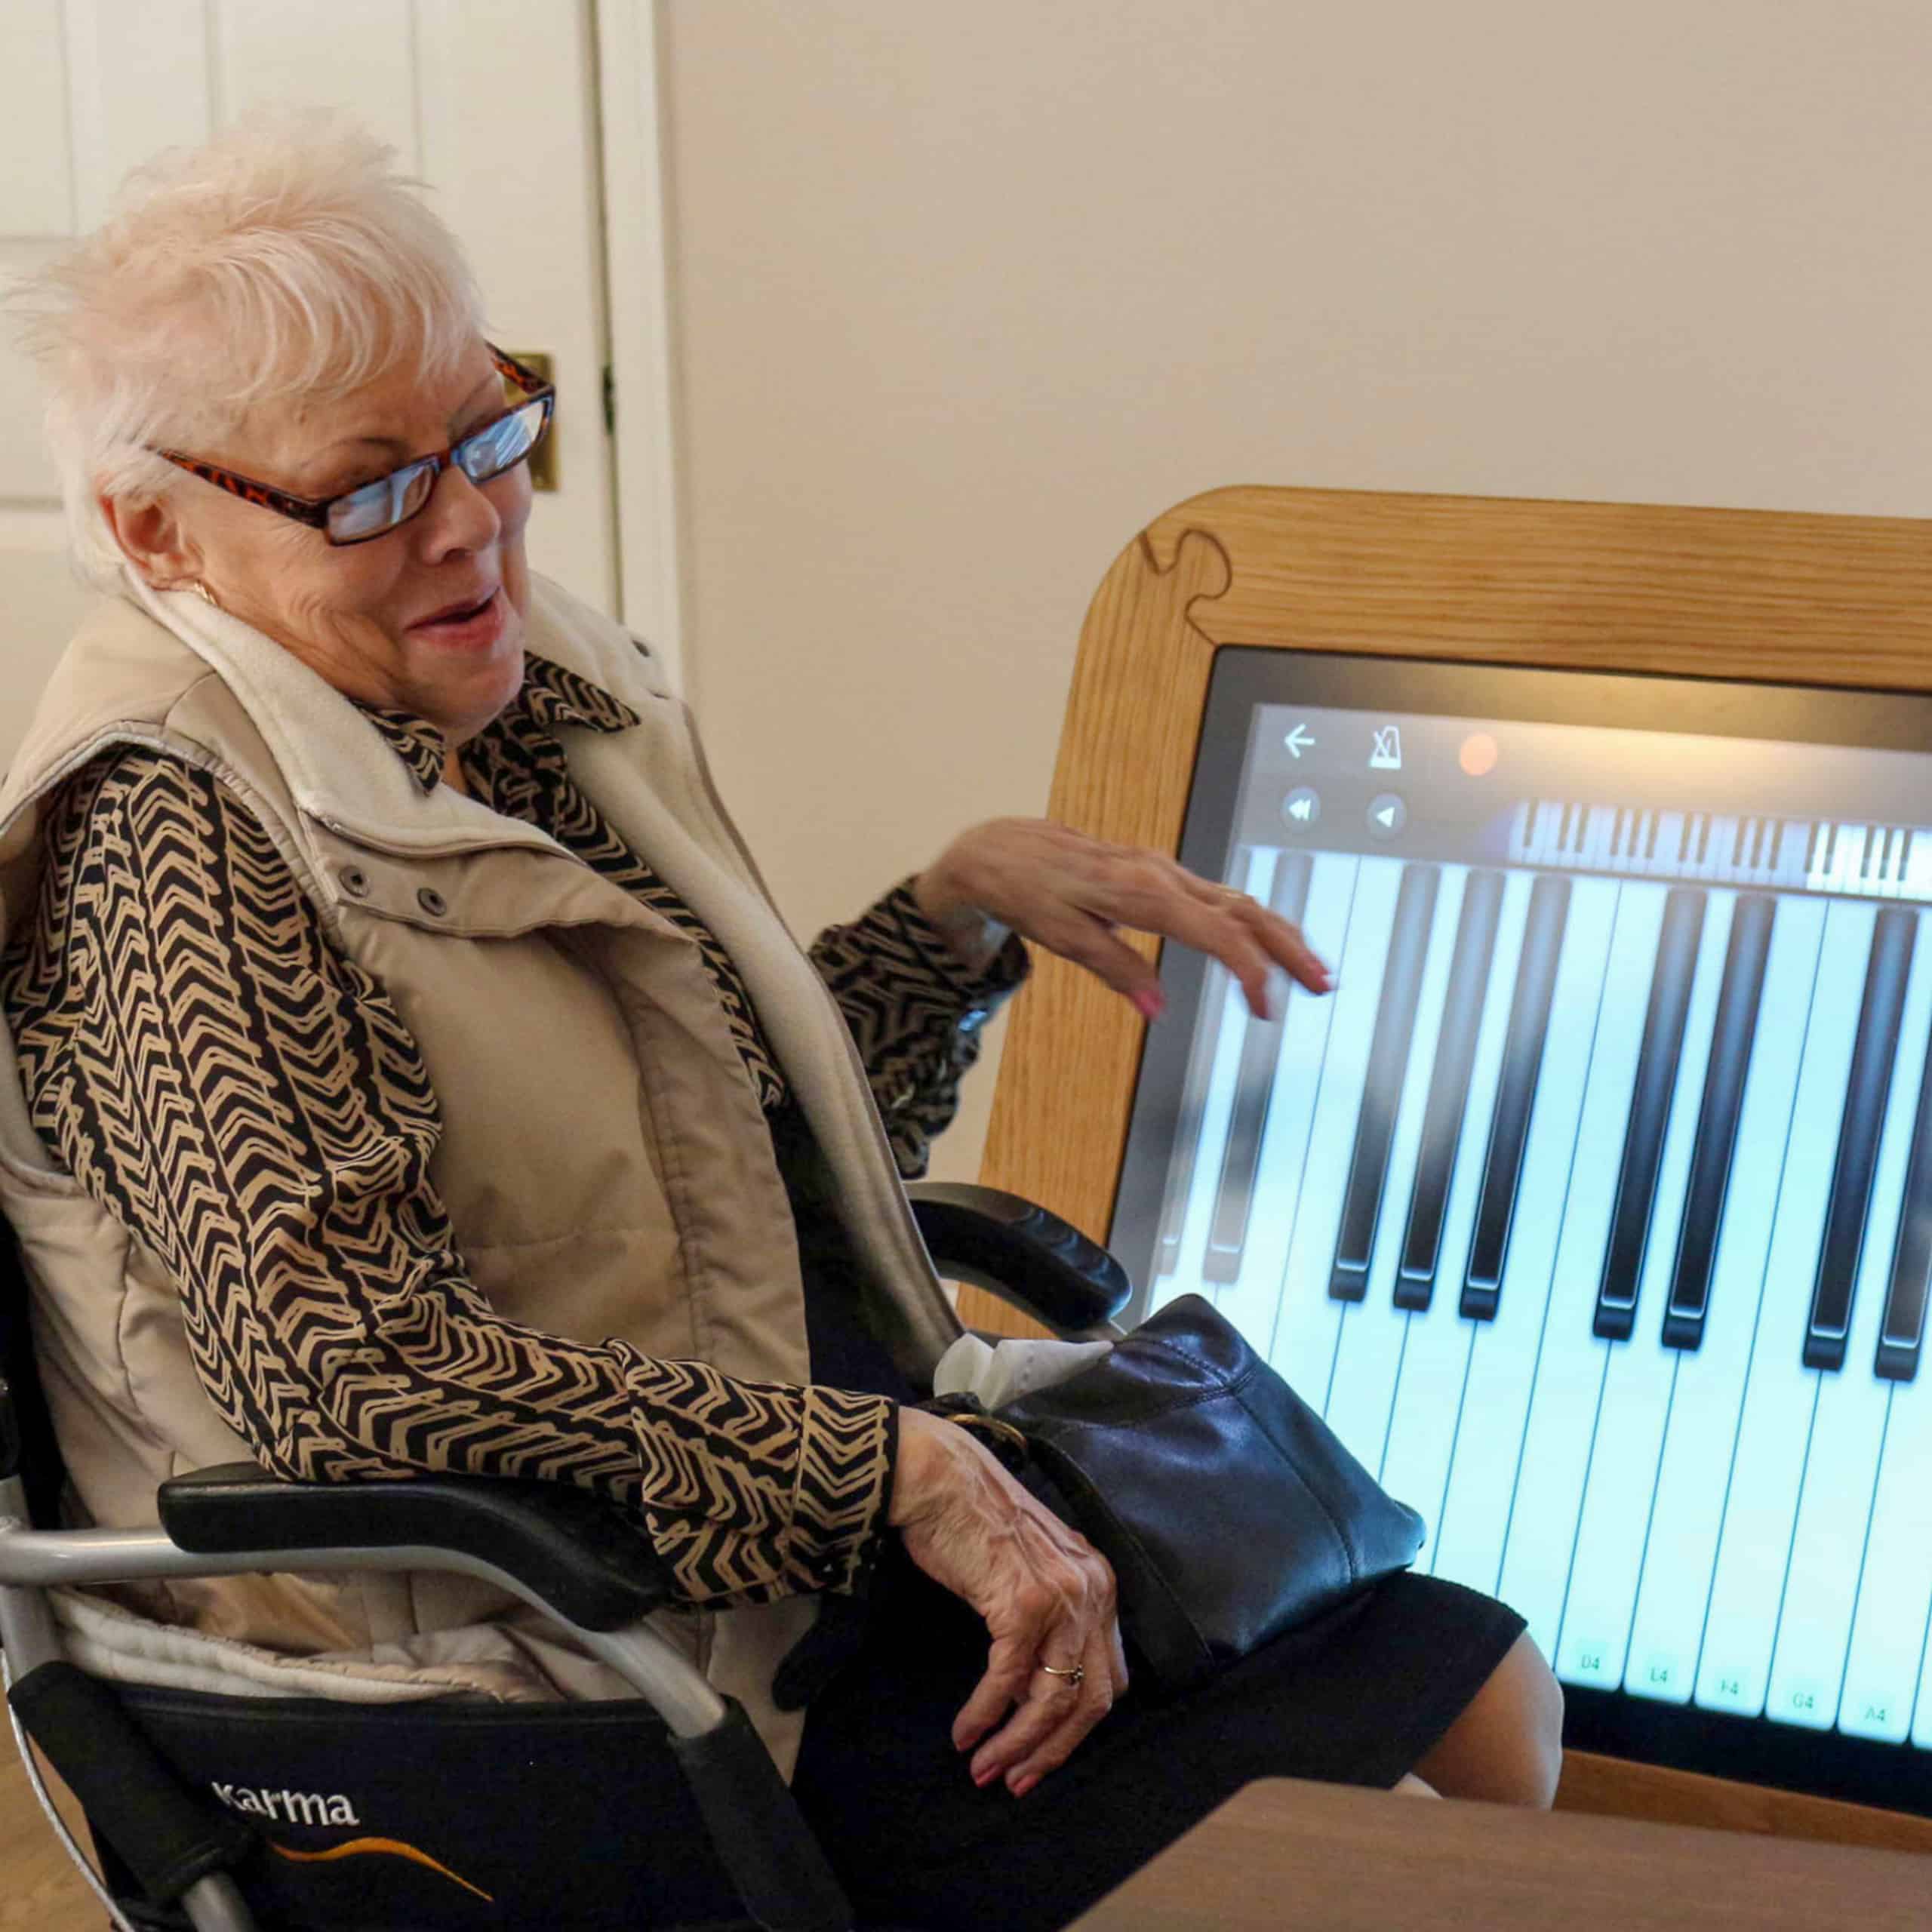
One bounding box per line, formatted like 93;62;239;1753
3;121;1557;1928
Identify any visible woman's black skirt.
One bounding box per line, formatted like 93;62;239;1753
792;1543;1526;1932
778;1102;1527;1928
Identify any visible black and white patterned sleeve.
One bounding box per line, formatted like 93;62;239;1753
808;880;1029;1178
1;749;896;1608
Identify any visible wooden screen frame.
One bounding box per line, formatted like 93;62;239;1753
967;482;1932;1852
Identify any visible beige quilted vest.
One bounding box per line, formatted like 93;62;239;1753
0;574;962;1774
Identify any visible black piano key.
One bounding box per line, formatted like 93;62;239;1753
1593;888;1707;1342
1394;872;1507;1310
1153;848;1257;1275
1153;966;1231;1277
1876;1032;1932;1383
1458;875;1572;1320
1806;908;1918;1371
1661;896;1777;1352
1327;864;1440;1301
1199;852;1315;1284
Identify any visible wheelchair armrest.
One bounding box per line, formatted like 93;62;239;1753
156;1465;672;1632
906;1181;1132;1334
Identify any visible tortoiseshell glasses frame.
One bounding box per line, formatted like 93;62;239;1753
152;346;555;546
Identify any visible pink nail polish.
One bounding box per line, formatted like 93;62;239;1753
1010;1774;1037;1798
1131;987;1166;1021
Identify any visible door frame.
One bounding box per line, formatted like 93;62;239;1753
595;0;688;696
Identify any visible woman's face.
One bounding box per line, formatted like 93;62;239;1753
157;340;532;748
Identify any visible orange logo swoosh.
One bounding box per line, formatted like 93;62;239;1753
269;1835;494;1903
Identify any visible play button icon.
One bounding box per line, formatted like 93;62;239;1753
1367;793;1407;839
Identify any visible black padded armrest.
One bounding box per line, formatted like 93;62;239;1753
906;1182;1132;1334
157;1465;672;1632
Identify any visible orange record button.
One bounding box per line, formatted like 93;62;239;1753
1459;732;1500;778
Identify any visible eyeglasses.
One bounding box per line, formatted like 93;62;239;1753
152;346;555;546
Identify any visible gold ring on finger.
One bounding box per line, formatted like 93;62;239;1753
1038;1661;1086;1688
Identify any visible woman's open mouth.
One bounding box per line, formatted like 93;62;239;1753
409;588;505;649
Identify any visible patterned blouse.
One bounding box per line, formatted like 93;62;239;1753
0;655;1026;1607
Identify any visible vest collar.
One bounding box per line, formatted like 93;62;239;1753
125;574;648;862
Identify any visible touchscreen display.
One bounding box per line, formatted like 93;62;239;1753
1110;648;1932;1807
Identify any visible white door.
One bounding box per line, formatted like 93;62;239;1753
0;0;617;764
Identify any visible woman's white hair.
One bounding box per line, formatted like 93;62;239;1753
11;111;485;588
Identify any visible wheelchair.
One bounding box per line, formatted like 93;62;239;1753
0;1183;1130;1932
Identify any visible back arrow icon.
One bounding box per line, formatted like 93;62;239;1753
1284;724;1315;758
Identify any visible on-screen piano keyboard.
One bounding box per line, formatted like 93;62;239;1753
1152;824;1932;1750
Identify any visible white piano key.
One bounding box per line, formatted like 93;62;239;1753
1818;823;1847;895
1583;805;1614;870
1842;1383;1932;1746
1213;852;1359;1350
1623;897;1825;1705
1156;848;1279;1309
1266;857;1401;1404
1805;825;1833;894
1558;892;1738;1692
1876;828;1903;903
1378;871;1534;1563
1694;900;1875;1716
1903;829;1932;903
1647;812;1685;881
1844;824;1872;894
1683;815;1711;884
1820;822;1865;896
1767;909;1932;1730
1628;812;1655;877
1526;803;1550;869
1909;1401;1932;1746
1323;868;1469;1472
1497;881;1669;1663
1430;877;1620;1596
1777;821;1810;892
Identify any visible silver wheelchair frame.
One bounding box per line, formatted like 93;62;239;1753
0;1181;1129;1932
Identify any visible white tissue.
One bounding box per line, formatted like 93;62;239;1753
931;1334;1113;1410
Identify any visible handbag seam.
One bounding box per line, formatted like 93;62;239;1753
1032;1449;1214;1678
1130;1326;1361;1574
1232;1380;1361;1585
1035;1390;1360;1586
1009;1298;1422;1679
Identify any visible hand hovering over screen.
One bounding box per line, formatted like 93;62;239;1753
912;817;1331;1021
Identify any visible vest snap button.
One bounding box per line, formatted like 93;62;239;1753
417;886;448;917
340;866;370;898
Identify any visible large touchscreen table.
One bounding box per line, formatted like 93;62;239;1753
1111;648;1932;1813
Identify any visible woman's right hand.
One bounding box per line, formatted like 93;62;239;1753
890;1406;1129;1797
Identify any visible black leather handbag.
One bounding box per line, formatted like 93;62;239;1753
967;1294;1426;1692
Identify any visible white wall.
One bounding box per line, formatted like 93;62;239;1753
660;0;1932;1183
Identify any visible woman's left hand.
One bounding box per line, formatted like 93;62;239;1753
912;818;1331;1020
